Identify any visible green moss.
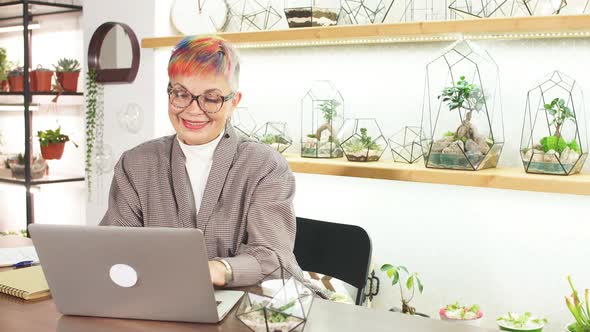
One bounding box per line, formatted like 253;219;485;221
540;136;567;153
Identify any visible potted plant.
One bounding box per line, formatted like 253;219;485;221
30;65;54;92
439;302;483;326
380;263;427;317
0;47;8;92
38;127;78;160
565;275;590;332
5;153;47;179
7;67;24;92
496;312;548;332
54;58;81;92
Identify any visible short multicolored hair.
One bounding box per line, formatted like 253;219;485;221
168;36;240;90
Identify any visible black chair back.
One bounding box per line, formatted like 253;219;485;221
294;217;372;305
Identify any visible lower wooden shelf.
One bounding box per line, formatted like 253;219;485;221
285;155;590;196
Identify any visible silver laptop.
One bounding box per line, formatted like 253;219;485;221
28;224;243;323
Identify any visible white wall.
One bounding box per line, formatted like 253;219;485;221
79;2;590;330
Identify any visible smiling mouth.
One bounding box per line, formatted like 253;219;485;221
182;119;209;130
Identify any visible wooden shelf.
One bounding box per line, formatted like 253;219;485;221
285;155;590;196
142;14;590;49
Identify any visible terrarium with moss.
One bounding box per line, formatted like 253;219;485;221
301;80;344;158
284;0;341;28
520;71;588;175
339;118;387;162
254;122;293;154
421;40;504;171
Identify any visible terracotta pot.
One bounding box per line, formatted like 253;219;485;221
8;75;24;92
0;80;8;92
40;142;66;160
30;70;53;92
56;71;79;92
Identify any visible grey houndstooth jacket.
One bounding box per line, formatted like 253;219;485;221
99;124;301;287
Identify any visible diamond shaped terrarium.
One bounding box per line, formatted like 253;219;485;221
339;118;387;162
284;0;341;28
339;0;395;24
389;126;422;163
520;71;588;175
254;122;293;153
511;0;568;15
421;40;504;171
448;0;510;18
236;265;315;332
232;107;258;138
301;80;344;158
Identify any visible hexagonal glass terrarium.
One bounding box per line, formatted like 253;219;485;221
236;265;315;332
520;71;588;175
301;80;344;158
339;118;387;162
448;0;511;18
232;107;258;138
421;40;504;171
339;0;395;24
284;0;341;28
389;126;423;164
254;122;292;153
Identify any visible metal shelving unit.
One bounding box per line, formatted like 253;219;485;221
0;0;83;227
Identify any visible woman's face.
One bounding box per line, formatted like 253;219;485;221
168;74;241;145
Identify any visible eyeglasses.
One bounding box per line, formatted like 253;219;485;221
167;83;235;114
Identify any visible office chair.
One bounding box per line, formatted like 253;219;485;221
294;217;372;305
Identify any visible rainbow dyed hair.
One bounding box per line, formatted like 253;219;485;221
168;36;240;90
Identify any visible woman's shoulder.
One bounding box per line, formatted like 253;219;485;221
236;139;290;172
119;135;175;165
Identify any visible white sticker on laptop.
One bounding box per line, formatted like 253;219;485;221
109;264;138;288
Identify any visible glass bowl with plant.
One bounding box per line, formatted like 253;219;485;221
339;118;387;162
439;302;483;326
496;312;548;332
254;122;292;154
38;127;78;160
5;153;47;179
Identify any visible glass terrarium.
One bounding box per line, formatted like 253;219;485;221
389;126;423;164
520;71;588;175
421;40;504;171
284;0;340;28
339;0;395;24
301;81;344;158
448;0;511;18
254;122;292;153
511;0;568;15
232;107;258;138
226;0;283;32
236;265;315;332
339;118;387;162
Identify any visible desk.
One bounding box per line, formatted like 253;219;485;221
0;236;494;332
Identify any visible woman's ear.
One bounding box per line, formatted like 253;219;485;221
232;91;242;107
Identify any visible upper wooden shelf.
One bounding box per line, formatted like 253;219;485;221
142;14;590;49
285;155;590;196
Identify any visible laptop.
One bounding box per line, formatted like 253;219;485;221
28;224;244;323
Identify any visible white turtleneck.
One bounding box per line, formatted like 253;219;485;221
177;131;224;214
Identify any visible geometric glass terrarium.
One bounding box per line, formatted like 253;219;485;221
236;265;315;332
520;71;588;175
421;40;504;171
339;118;387;162
339;0;395;24
448;0;511;18
284;0;341;28
301;80;344;158
254;122;293;153
232;107;258;138
389;126;423;164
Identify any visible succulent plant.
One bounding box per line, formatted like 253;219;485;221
54;58;81;72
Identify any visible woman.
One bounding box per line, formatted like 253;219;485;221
100;36;300;288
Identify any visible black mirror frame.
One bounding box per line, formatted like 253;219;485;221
88;22;140;83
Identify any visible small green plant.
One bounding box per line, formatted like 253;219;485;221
344;128;381;153
540;136;580;154
7;67;23;77
565;275;590;332
86;69;99;195
307;134;317;139
380;263;424;314
545;98;575;139
496;312;547;329
0;47;7;81
37;127;78;148
441;302;481;320
439;76;485;114
0;230;27;237
261;134;288;145
54;58;81;72
319;99;339;123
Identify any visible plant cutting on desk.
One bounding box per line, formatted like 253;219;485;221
380;263;426;316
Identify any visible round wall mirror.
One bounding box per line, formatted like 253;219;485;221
88;22;140;83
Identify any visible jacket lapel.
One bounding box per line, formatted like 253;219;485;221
171;138;197;228
197;124;239;231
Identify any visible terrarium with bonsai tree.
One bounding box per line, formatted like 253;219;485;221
520;71;587;175
284;0;341;28
339;118;387;162
301;80;344;158
254;122;293;153
421;40;504;171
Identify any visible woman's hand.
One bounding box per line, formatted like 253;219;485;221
208;260;227;286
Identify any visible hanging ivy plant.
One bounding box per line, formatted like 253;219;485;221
85;69;98;195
